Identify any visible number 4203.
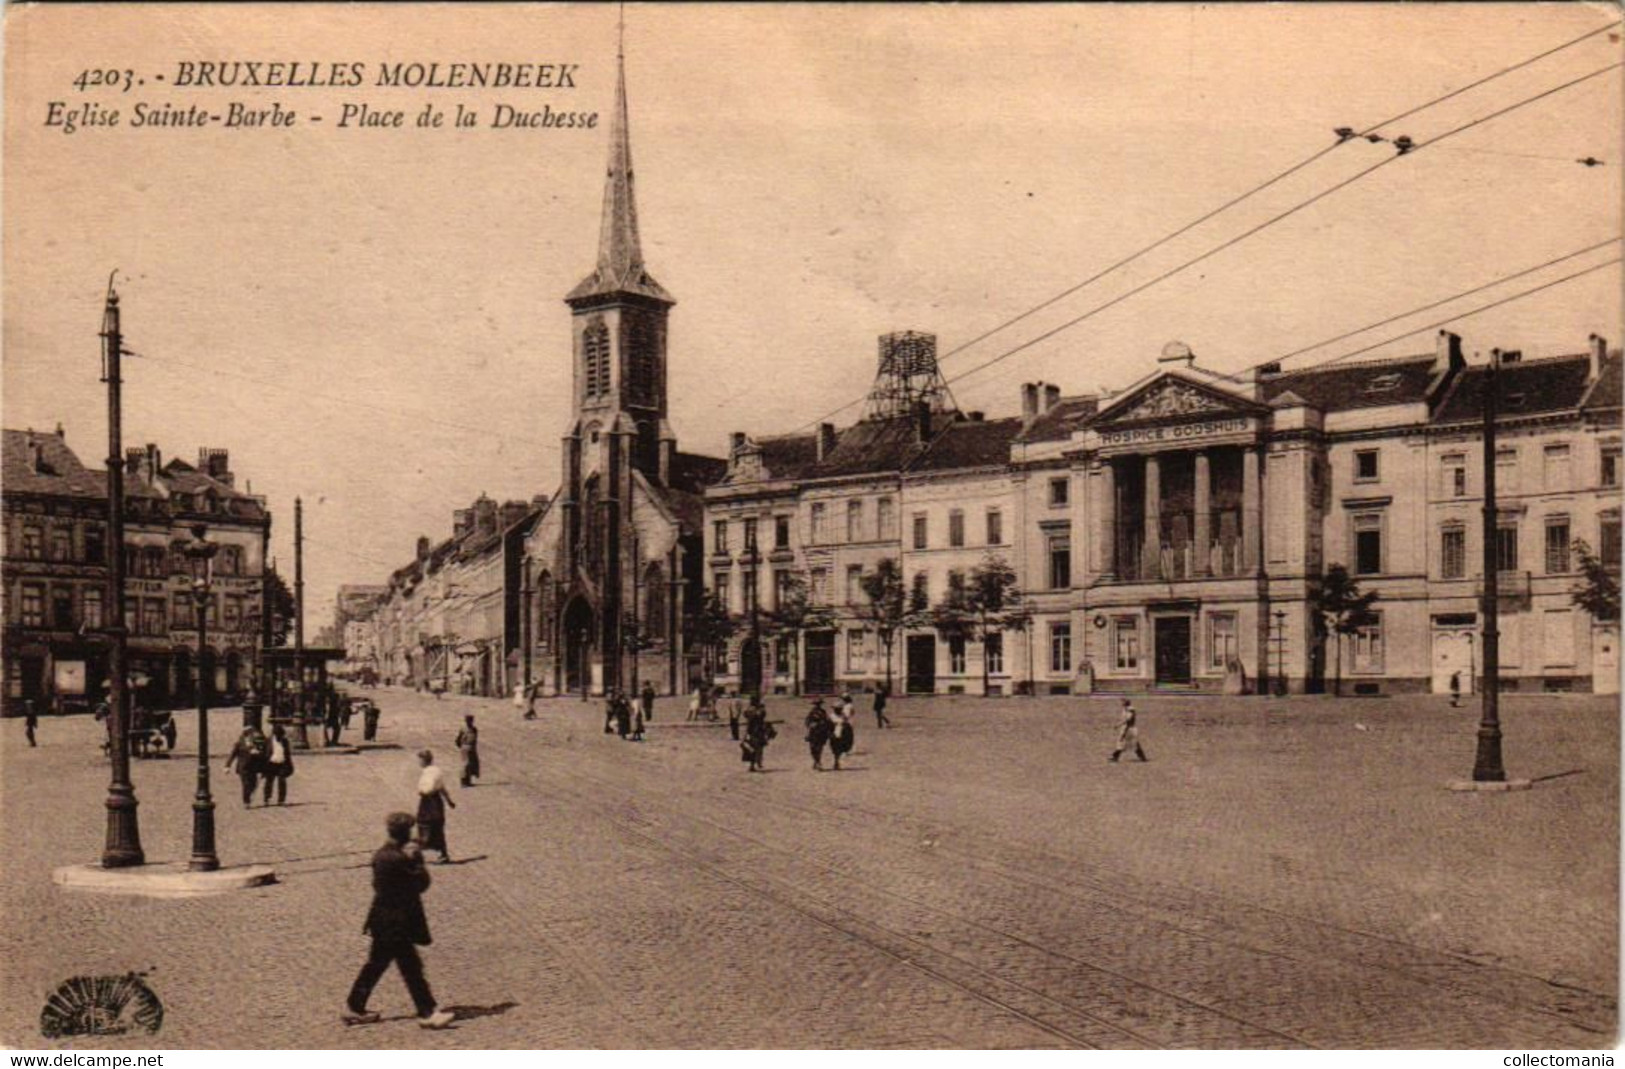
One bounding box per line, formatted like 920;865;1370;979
74;69;136;92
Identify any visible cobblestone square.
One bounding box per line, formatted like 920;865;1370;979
0;688;1615;1048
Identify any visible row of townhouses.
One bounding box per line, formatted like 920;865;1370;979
2;429;271;711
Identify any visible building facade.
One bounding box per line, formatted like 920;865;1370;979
3;430;271;711
701;332;1622;696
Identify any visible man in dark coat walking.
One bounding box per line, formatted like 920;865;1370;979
344;812;455;1029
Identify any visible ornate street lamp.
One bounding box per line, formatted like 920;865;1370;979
186;523;220;871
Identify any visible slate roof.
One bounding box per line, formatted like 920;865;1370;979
1014;396;1100;444
1260;356;1438;411
1433;354;1596;425
759;433;821;480
669;451;727;495
807;415;936;479
910;417;1024;472
1583;354;1623;412
2;429;105;499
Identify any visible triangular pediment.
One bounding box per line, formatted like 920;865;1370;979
1093;372;1265;426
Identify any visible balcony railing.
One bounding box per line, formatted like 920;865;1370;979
1113;512;1244;581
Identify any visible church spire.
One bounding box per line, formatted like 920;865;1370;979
567;19;673;306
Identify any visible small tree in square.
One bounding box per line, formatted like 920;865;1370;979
857;557;921;694
1570;538;1620;622
687;592;738;685
1310;563;1378;697
760;570;836;696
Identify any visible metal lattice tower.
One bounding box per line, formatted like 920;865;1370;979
863;331;957;421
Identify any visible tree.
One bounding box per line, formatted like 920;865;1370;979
857;558;923;694
760;571;835;696
1310;564;1378;697
687;592;738;685
262;570;296;648
929;556;1024;695
1570;538;1620;622
620;610;656;689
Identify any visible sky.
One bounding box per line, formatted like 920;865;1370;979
4;3;1621;626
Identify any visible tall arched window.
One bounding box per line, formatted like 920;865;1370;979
582;316;611;399
537;570;554;650
643;562;666;641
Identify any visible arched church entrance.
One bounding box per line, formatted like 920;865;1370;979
563;598;595;697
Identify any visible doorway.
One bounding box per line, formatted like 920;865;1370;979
739;638;763;697
1432;629;1476;696
906;634;937;694
804;630;835;694
1154;616;1193;685
563;598;594;696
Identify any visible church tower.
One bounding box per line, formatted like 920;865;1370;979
564;33;676;484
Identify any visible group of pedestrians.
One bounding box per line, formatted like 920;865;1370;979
225;721;296;806
804;694;858;771
603;683;653;741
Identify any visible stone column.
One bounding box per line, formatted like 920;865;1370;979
1095;460;1116;578
1242;446;1261;574
1193;451;1211;577
1142;454;1161;580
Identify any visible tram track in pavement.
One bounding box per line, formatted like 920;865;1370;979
495;748;1321;1049
711;774;1616;1042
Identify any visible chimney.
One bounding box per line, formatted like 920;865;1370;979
453;509;473;540
531;493;550;512
1589;334;1609;382
54;423;64;439
416;535;431;560
474;495;498;537
1435;330;1464;373
913;399;933;443
816;422;837;462
1255;362;1283;382
1021;383;1040;425
1043;384;1061;414
125;447;143;476
730;431;747;454
198;448;233;487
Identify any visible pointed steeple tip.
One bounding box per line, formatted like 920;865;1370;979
568;17;673;306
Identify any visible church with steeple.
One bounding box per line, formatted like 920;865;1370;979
521;35;726;696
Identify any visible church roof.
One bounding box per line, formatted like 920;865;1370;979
566;49;673;306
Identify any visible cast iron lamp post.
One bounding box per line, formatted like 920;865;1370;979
187;523;221;871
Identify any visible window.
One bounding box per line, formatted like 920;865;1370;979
743;518;758;554
84;526;105;565
946;569;966;600
1352;612;1384;673
985;509;1003;546
713;571;730;610
910;571;929;611
172;593;193;630
142;598;166;637
1441;525;1466;579
1353;513;1383;575
912;513;928;550
582;317;611;398
122;596;138;633
876;498;896;540
1049;622;1073;674
1113;617;1139;670
846;565;864;605
1496;524;1519;572
773;515;790;550
773;571;793;611
82;588;103;630
20;584;44;626
846;629;868;672
217;545;243;576
948;509;965;548
948;635;967;674
846;500;864;543
1354;449;1380;482
1048;477;1069;507
985;632;1004;675
1495;447;1517;493
774;640;792;674
49;527;73;562
810;503;827;544
743;572;759;616
1047;531;1071;590
1543;444;1572;491
51;587;73;630
21;526;43;560
809;568;829;605
223;596;243;631
1545;517;1571;574
143;547;166;579
1441;453;1467;498
1602;445;1621;488
713;520;729;554
1603;513;1622;566
1208;613;1237;671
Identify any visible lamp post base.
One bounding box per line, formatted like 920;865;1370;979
189;798;219;872
102;790;145;869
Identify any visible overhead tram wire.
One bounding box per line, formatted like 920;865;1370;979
926;19;1624;368
789;25;1622;432
1207;236;1621;378
937;60;1622;395
1269;256;1622;375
